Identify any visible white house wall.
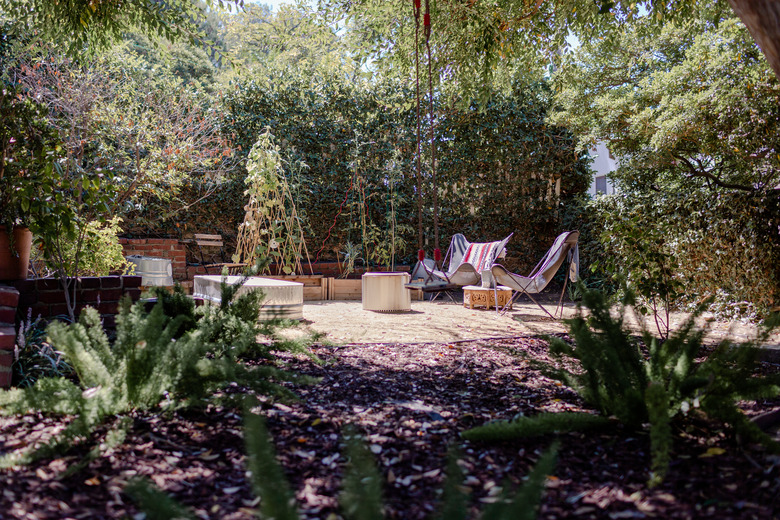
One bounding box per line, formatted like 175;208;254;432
588;142;617;196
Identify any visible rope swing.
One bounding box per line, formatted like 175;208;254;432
413;0;441;266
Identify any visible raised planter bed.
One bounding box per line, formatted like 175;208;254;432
261;275;422;301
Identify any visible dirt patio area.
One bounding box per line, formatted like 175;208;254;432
296;294;780;357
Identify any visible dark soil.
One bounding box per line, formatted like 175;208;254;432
1;336;779;519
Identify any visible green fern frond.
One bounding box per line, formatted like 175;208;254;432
645;381;672;487
434;447;467;520
0;377;83;416
0;412;100;468
481;442;558;520
462;412;611;442
340;425;384;520
243;400;300;520
47;308;115;389
124;477;198;520
60;416;131;479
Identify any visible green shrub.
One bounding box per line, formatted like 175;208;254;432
464;287;780;486
587;191;780;320
0;279;318;467
60;217;132;277
12;309;73;388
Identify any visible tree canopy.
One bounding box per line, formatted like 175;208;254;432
0;0;242;56
549;16;780;195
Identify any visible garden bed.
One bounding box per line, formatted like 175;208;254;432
0;337;778;519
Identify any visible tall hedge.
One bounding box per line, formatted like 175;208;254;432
586;189;780;318
129;71;591;270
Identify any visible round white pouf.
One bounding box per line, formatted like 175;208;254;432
361;272;411;312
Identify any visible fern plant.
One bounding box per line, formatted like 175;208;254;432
0;280;318;468
129;400;558;520
464;287;780;486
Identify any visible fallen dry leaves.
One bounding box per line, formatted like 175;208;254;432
0;337;778;519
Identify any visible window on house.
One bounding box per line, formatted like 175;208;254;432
595;176;607;194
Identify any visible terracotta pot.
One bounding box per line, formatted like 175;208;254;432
0;225;32;280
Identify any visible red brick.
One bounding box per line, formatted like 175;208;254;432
0;368;11;388
78;277;101;289
98;301;119;314
122;276;142;288
44;303;66;317
75;289;100;302
0;286;19;307
0;349;13;366
0;306;15;324
77;303;93;315
28;303;49;319
122;288;142;301
147;238;167;245
0;327;15;348
38;291;66;304
101;315;117;329
98;289;123;302
36;278;61;291
18;292;36;306
38;289;65;303
101;276;122;289
9;279;35;292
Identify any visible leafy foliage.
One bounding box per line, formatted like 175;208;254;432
0;0;242;57
321;0;721;104
244;406;300;520
235;128;310;275
549;15;780;315
340;425;385;520
585;190;780;319
462;412;611;442
11;310;73;388
215;70;589;267
47;216;132;277
124;477;198;520
0;84;61;230
464;287;780;486
552;17;780;194
0;279;318;467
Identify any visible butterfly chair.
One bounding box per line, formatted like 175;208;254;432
490;230;579;319
410;233;513;290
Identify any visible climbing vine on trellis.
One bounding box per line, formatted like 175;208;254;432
234;128;312;275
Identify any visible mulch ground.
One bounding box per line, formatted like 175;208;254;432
1;336;779;519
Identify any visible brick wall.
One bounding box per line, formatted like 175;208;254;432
120;238;188;281
0;286;19;387
7;276;143;330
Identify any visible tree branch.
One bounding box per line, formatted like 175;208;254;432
673;153;754;191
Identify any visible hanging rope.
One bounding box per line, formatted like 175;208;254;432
413;0;423;250
424;0;440;253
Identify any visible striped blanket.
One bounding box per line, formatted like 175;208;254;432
461;241;502;272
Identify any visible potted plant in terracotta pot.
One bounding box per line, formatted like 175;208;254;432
0;85;61;280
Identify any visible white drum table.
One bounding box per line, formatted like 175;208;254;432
193;275;304;320
361;272;411;312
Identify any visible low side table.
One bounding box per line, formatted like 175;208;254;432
362;272;412;312
463;285;513;310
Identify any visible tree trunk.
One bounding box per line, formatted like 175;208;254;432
729;0;780;79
